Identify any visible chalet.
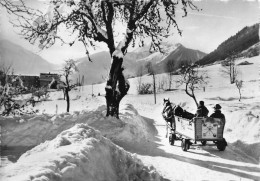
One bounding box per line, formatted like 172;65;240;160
19;75;40;88
8;75;40;89
6;72;60;89
39;72;60;87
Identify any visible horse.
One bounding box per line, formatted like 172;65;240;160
162;98;177;119
162;98;176;137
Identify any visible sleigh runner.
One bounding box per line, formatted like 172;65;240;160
167;116;227;151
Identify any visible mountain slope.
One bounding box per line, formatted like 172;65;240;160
0;39;56;74
73;51;111;85
74;50;151;85
154;44;207;73
74;43;207;85
197;23;259;65
238;41;260;58
125;43;206;75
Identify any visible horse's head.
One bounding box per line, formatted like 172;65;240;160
163;98;171;107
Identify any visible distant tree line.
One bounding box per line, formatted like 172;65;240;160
198;23;259;65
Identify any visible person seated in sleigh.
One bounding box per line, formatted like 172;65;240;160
195;101;209;117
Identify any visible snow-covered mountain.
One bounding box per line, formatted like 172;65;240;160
142;43;207;74
0;39;56;75
198;23;259;65
121;42;207;75
134;42;175;64
0;40;206;85
74;43;206;84
73;47;152;85
73;51;111;85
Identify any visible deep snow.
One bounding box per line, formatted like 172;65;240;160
1;104;154;148
1;56;260;181
1;124;166;181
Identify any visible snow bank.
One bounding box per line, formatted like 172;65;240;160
225;102;260;144
1;124;166;181
1;104;154;150
223;102;260;161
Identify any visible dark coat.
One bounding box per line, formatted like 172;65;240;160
196;105;209;117
182;110;195;120
210;110;225;119
174;106;183;117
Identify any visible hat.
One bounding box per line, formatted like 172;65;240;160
213;104;221;110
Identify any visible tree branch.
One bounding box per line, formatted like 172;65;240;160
101;1;115;56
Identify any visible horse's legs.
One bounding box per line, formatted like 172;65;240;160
166;121;168;138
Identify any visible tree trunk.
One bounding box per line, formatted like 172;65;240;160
168;73;172;90
193;95;198;107
230;61;235;84
229;61;233;84
230;67;232;84
238;89;241;101
65;74;70;112
232;62;235;84
65;88;70;112
153;74;156;104
104;22;134;118
63;89;65;100
105;55;129;118
185;84;198;107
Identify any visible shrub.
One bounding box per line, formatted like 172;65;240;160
137;83;153;95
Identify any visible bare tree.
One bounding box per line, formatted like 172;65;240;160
222;56;243;101
177;64;208;107
157;76;167;92
137;83;153;95
1;0;199;118
235;80;243;101
146;62;156;104
0;62;13;87
221;55;238;84
177;60;190;70
61;59;78;112
165;59;175;90
136;64;145;93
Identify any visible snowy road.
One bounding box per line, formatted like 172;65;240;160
123;97;260;181
138;126;260;181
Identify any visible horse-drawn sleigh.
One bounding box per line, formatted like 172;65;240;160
162;99;227;152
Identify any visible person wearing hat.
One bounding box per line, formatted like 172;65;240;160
195;101;209;117
210;104;225;119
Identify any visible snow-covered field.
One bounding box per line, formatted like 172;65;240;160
1;56;260;181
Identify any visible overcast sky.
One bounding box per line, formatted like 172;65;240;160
0;0;259;64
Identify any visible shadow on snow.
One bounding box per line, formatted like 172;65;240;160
120;116;260;181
